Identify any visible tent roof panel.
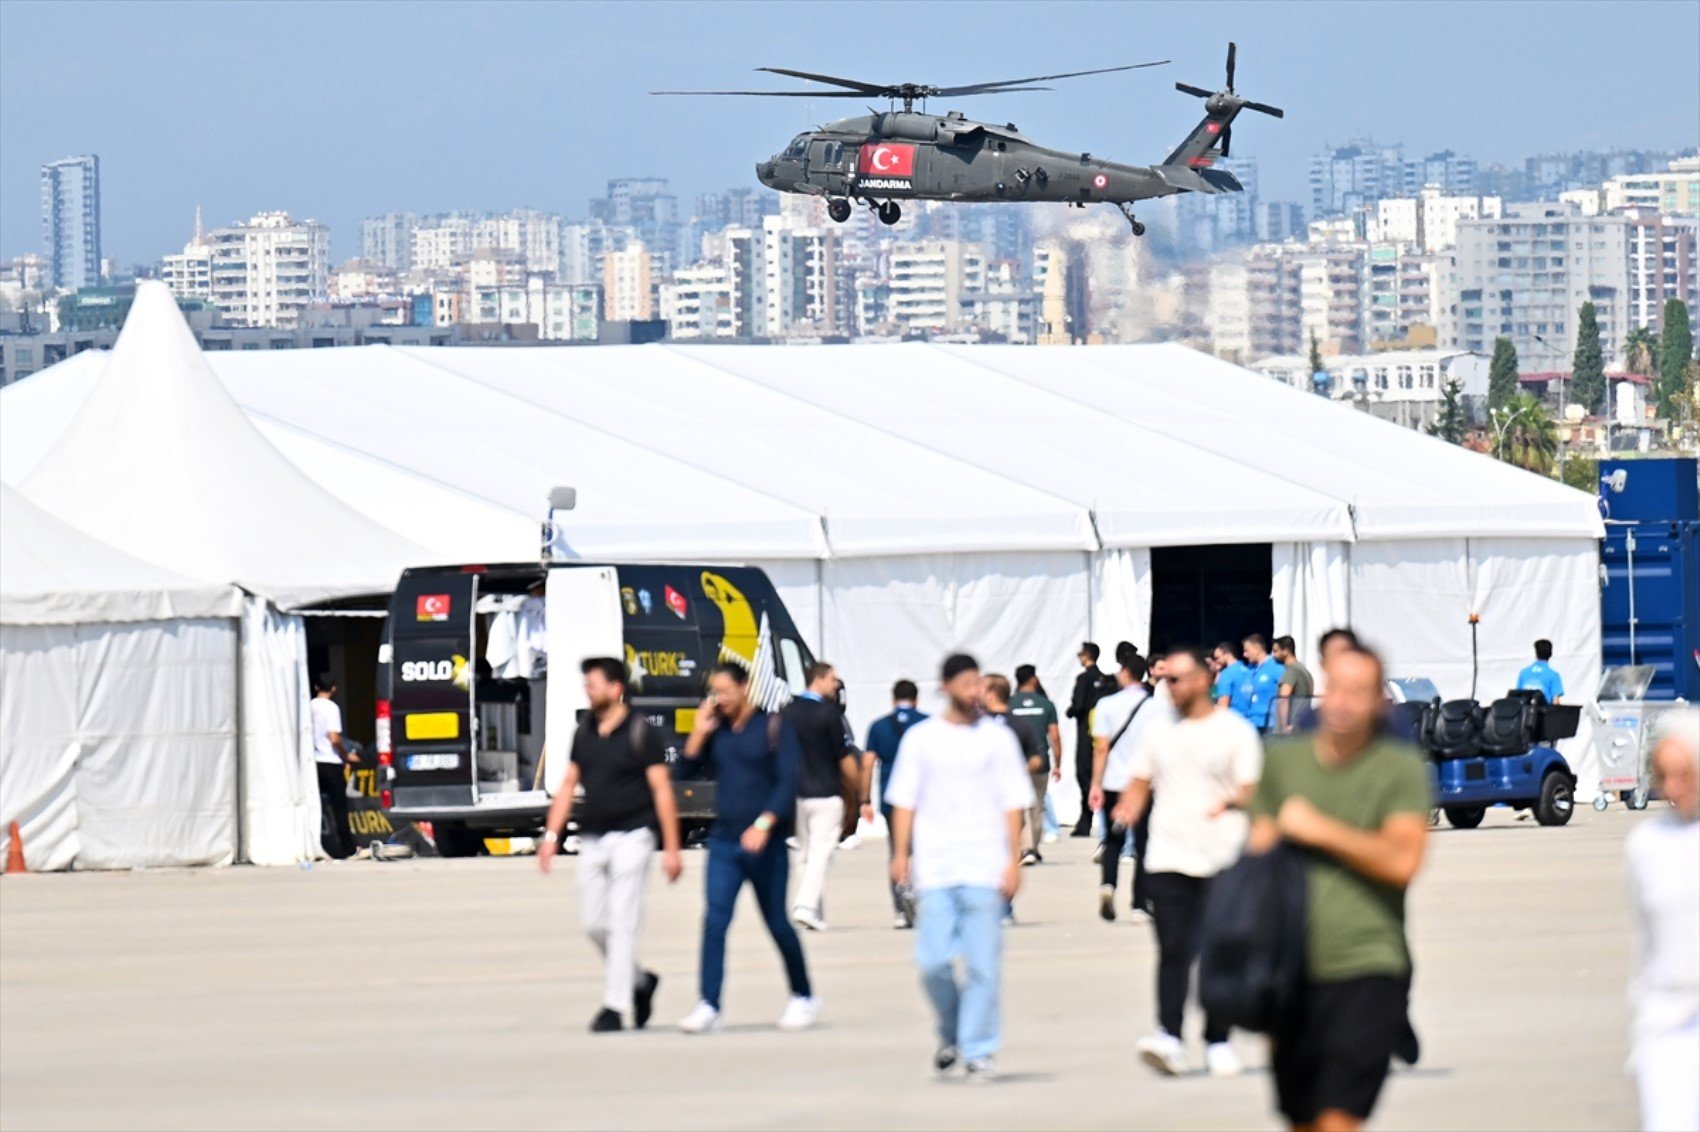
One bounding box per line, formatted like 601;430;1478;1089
1;484;242;624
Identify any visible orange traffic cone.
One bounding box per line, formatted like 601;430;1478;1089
5;822;25;874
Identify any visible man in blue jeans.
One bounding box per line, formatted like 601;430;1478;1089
675;662;818;1035
887;653;1034;1083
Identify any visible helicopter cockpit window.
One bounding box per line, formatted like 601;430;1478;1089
784;134;809;158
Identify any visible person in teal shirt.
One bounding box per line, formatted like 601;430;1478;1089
1211;642;1252;719
1516;639;1565;703
1242;633;1286;732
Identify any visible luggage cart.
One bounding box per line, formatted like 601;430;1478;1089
1587;665;1687;811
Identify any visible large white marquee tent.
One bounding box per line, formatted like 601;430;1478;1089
1;284;1608;865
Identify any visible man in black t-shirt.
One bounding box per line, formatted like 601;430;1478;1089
984;673;1048;866
786;661;860;931
539;657;682;1033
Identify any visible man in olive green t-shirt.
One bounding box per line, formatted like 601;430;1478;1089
1248;647;1431;1132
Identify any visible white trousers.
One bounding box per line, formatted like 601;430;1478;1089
1635;1018;1700;1132
575;827;656;1013
793;796;844;917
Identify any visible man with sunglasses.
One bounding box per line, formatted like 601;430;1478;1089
1114;646;1263;1079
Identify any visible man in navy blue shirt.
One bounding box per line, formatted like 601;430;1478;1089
862;679;928;928
675;663;817;1034
1516;639;1566;704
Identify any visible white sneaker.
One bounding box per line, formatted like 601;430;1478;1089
893;912;914;930
677;1001;723;1034
1041;831;1059;845
1137;1031;1186;1076
1205;1041;1242;1078
776;994;820;1031
792;906;827;932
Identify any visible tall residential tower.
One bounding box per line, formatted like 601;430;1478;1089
42;155;101;291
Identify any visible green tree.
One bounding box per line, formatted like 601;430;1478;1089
1427;378;1468;443
1623;325;1660;375
1657;299;1694;419
1487;336;1520;410
1493;392;1559;474
1571;301;1605;416
1307;331;1325;384
1560;455;1599;494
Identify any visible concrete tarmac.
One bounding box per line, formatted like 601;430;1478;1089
1;806;1646;1130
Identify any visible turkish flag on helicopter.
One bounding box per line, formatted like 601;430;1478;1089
858;143;916;177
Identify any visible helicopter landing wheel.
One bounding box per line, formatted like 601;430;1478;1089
827;198;852;223
1130;220;1146;237
877;201;902;226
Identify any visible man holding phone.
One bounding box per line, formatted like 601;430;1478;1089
674;662;818;1035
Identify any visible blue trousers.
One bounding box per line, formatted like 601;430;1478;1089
915;885;1005;1061
699;835;812;1010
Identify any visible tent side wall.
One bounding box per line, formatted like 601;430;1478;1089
1349;536;1603;788
239;598;320;866
0;617;239;869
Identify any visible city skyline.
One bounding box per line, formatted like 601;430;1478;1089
2;0;1697;264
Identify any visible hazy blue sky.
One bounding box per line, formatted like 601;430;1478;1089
2;0;1697;264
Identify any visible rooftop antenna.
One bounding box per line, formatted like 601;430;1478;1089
193;204;203;244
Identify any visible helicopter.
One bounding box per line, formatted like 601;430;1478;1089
653;43;1282;236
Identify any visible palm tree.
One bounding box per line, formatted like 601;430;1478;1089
1493;392;1560;474
1624;326;1660;375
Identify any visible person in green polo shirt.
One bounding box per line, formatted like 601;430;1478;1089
1248;645;1431;1132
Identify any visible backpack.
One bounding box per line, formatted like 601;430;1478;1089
1197;844;1308;1034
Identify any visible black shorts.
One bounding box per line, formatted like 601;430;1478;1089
1272;975;1406;1124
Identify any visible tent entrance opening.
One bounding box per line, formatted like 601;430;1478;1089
1149;543;1273;652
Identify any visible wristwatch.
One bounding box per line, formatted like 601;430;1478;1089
541;829;559;844
753;815;774;833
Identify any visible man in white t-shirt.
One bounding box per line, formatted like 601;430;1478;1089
1088;653;1173;923
1113;646;1263;1079
888;653;1035;1085
311;672;358;859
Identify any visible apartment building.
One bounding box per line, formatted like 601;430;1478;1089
41;155;101;291
201;211;330;328
1445;203;1631;371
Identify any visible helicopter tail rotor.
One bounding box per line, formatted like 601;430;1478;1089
1162;41;1283;169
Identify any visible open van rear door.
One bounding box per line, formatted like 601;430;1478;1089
388;570;479;810
542;565;624;796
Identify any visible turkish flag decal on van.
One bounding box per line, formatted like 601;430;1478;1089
416;593;451;622
858;143;916;177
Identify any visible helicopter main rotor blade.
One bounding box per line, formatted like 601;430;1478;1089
1226;42;1237;91
1175;82;1214;98
650;88;871;97
1243;100;1285;118
755;67;892;95
933;60;1168;97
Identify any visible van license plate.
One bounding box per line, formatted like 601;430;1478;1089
406;754;462;771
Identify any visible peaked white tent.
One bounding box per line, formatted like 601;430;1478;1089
1;485;243;869
3;325;1610;814
20;282;434;609
8;284;441;866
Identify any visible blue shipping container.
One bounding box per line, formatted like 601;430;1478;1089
1599;458;1699;524
1600;520;1700;701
